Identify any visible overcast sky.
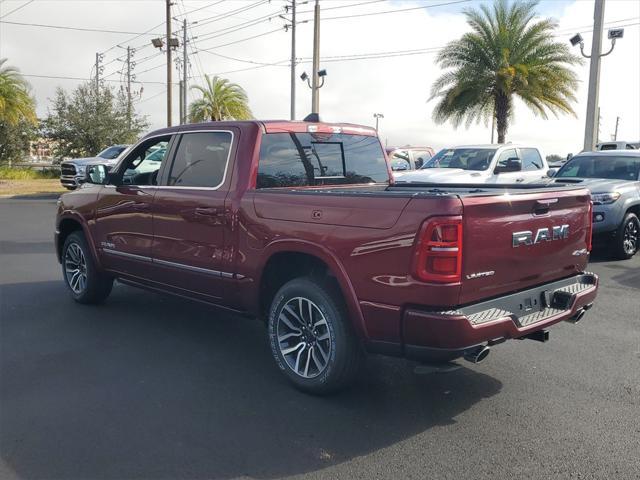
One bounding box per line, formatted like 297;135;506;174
1;0;639;155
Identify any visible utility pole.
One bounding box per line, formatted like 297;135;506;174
613;116;620;140
311;0;320;114
583;0;605;151
166;0;172;127
94;52;101;93
290;0;296;120
182;18;188;124
179;80;184;125
126;46;133;129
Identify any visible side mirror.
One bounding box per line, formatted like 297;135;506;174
85;164;110;185
547;168;557;177
495;157;522;173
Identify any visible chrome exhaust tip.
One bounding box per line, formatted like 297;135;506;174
463;345;491;364
566;308;586;324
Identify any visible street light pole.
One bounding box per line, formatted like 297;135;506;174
583;0;605;152
165;0;172;127
570;1;623;152
373;113;384;132
311;0;320;114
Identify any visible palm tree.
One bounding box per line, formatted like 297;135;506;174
430;0;581;143
0;58;37;126
189;75;252;122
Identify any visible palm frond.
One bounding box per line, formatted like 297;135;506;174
429;0;580;142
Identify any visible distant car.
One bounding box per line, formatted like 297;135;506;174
553;150;640;259
596;141;638;151
395;144;552;184
60;145;130;189
386;146;434;172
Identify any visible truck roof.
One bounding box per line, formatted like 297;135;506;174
145;120;378;139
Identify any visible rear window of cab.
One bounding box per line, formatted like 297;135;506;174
256;132;389;188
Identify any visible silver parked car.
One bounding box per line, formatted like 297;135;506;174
553;150;640;259
60;145;130;189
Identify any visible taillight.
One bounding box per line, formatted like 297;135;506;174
586;201;593;252
413;216;463;283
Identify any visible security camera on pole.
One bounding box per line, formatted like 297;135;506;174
299;0;326;116
569;0;624;152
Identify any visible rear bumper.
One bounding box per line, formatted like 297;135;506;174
369;272;598;362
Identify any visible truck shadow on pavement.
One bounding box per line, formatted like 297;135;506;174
0;280;502;480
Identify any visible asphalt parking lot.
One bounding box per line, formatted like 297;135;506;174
1;196;639;480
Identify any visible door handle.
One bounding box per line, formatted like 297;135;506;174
195;207;218;216
516;178;525;183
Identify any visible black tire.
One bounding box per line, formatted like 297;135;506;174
267;277;363;394
61;231;113;304
64;186;76;190
614;212;639;260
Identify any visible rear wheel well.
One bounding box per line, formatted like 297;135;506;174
57;218;83;260
259;252;342;320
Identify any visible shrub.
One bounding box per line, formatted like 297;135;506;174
0;167;59;180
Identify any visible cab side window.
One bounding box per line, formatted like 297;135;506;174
168;132;232;188
520;148;543;171
120;136;170;185
496;149;519;170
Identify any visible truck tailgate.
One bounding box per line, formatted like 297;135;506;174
459;188;592;305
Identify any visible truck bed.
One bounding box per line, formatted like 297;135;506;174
257;181;586;198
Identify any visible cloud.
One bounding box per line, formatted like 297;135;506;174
1;0;638;155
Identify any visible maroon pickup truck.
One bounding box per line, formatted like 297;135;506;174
55;120;598;394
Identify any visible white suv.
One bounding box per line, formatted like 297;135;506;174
394;144;551;184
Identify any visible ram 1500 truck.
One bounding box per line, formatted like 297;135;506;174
55;120;598;394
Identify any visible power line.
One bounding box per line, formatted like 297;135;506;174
102;21;165;54
174;0;225;18
190;0;269;30
0;19;164;35
193;27;284;53
198;49;290;67
21;73;169;86
136;88;167;105
297;0;472;22
0;0;35;19
190;8;284;44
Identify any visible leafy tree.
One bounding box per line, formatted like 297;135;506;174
42;82;148;158
0;58;37;127
189;75;252;122
0;58;38;164
546;154;564;163
430;0;581;143
0;120;38;164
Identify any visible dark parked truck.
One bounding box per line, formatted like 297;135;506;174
55;120;598;394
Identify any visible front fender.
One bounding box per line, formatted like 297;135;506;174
56;210;102;269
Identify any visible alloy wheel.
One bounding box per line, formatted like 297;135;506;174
64;242;88;294
623;219;639;255
276;297;332;379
